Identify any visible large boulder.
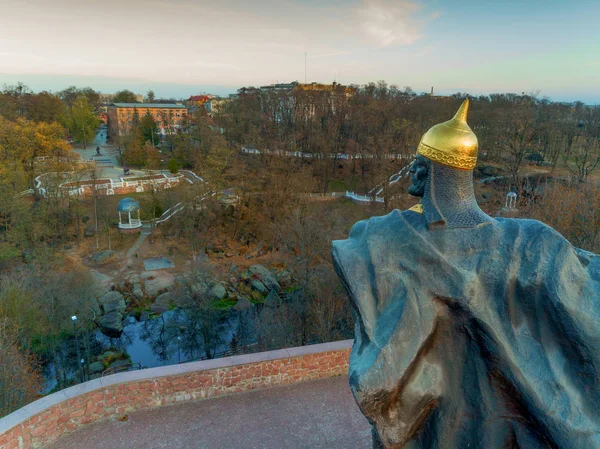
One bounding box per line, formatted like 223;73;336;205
209;283;227;300
173;294;194;307
275;270;292;288
90;250;115;265
249;265;280;292
144;272;175;297
98;311;123;337
132;284;144;299
234;297;254;311
264;289;281;308
155;291;173;307
127;273;141;284
150;302;169;314
250;279;268;295
191;281;208;296
174;274;188;285
90;270;114;297
99;291;126;314
478;165;504;177
88;361;104;375
102;298;126;314
99;290;125;302
150;291;172;314
141;271;158;280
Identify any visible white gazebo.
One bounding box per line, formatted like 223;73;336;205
504;191;518;211
117;198;142;231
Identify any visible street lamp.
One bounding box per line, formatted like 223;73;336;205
71;316;84;383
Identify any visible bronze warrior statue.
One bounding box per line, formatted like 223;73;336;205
332;100;600;449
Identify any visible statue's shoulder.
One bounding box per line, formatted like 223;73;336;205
332;209;424;271
346;208;424;242
332;209;423;289
495;217;569;243
494;217;593;261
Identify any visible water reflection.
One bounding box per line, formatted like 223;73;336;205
96;308;246;368
42;306;261;392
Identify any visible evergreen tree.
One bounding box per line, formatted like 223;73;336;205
139;112;160;146
131;107;141;129
168;158;179;173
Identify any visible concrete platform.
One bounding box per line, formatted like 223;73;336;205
45;377;371;449
143;257;175;271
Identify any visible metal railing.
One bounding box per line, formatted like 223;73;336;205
190;343;259;363
101;362;143;377
345;191;384;203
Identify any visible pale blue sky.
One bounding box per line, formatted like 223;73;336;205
0;0;598;102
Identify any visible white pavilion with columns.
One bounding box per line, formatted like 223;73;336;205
117;198;142;231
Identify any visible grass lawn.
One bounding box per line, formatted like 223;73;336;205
327;180;349;192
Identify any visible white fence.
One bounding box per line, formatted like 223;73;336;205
55;173;185;197
345;191;385;203
23;168;188;199
304;192;345;200
241;147;411;160
155;202;185;224
180;169;205;183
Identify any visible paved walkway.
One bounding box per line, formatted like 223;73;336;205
72;129;145;180
125;223;153;259
46;377;371;449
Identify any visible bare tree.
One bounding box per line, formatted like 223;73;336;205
565;107;600;182
526;182;600;253
0;320;43;417
499;101;540;186
566;136;600;182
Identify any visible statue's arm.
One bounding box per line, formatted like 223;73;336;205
331;218;377;345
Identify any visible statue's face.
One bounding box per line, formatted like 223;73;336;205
408;155;429;197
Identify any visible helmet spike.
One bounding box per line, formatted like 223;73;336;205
453;99;470;123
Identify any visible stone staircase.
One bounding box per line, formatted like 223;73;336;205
93;157;113;168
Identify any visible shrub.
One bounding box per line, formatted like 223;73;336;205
168;158;179;174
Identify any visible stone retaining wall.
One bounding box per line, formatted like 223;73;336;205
0;340;352;449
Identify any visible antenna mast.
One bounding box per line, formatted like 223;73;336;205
304;51;307;84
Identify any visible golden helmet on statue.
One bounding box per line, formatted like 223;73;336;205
416;99;478;170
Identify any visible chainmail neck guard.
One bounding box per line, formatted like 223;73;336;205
421;162;493;229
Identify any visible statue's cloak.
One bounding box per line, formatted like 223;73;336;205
331;209;600;449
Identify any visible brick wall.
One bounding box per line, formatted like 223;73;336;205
0;341;352;449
